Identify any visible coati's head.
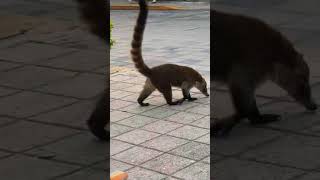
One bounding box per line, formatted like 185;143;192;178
195;78;209;97
274;53;317;111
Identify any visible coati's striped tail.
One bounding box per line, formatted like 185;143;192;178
131;0;152;77
75;0;108;42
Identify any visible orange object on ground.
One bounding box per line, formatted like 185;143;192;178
110;171;128;180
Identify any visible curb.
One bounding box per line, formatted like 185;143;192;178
111;4;186;10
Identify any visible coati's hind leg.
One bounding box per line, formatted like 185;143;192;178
159;84;184;105
181;82;197;101
213;71;280;136
138;79;156;106
87;93;109;141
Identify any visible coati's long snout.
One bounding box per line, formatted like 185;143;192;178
273;54;317;111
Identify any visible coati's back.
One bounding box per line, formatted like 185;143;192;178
212;10;298;81
151;64;204;86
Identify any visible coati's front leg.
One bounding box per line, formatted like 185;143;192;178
181;82;197;101
213;73;280;136
87;92;109;141
138;79;156;106
182;88;197;101
159;84;184;105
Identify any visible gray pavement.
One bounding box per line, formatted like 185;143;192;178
110;9;210;179
0;0;107;179
213;0;320;179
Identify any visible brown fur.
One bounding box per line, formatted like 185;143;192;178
75;0;108;140
132;0;209;106
212;10;317;136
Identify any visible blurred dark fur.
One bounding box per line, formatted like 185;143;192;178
75;0;109;141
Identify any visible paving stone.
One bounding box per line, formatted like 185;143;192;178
185;104;210;115
173;162;210;180
256;81;289;98
126;167;168;180
168;125;209;140
212;90;271;118
214;125;283;156
242;134;320;170
141;153;195;175
110;90;133;99
0;155;79;180
110;139;134;156
0;61;21;71
296;173;320;180
166;111;205;124
121;103;157;114
0;121;79;152
190;115;210;129
110;110;134;123
27;133;108;165
301;122;320;136
55;168;106;180
112;146;162;165
30;100;96;128
0;86;19;97
170;142;210;161
142;120;183;134
114;129;160;145
111;99;134;111
0;91;76;118
260;101;320;131
36;73;106;99
212;158;302;180
94;66;107;74
142;135;189;152
143;107;179;119
0;65;76;89
0;151;11;158
166;101;198;111
0;116;17;126
117;115;158;128
110;123;133;138
195;134;210;144
40;50;106;71
0;42;74;63
110;74;132;82
110;159;134;173
202;156;210;164
110;81;135;90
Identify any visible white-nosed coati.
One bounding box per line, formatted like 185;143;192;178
212;10;318;136
132;0;209;106
75;0;109;140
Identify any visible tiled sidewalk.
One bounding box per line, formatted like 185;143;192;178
110;9;210;179
0;1;107;179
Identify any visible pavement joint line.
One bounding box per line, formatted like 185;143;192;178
215;133;284;158
237;155;320;173
24;118;89;132
112;132;209;158
256;125;320;138
111;153;184;179
287;172;311;180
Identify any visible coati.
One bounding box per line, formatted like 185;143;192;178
132;0;209;106
211;10;318;136
75;0;109;140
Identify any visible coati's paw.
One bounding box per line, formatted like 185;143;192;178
89;126;108;141
169;99;185;105
250;114;281;125
188;97;198;101
139;102;150;106
211;122;234;138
